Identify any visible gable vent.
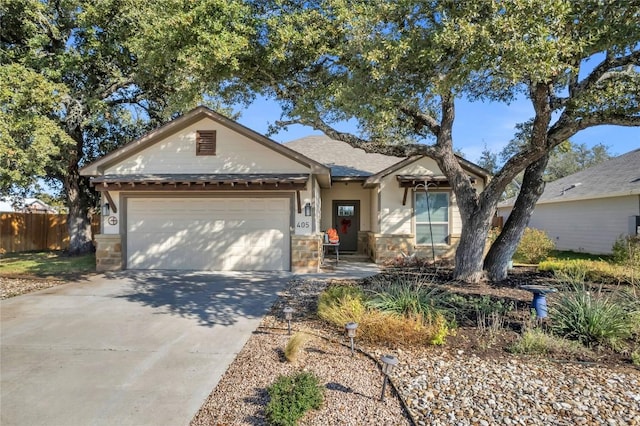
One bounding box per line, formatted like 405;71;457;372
196;130;217;156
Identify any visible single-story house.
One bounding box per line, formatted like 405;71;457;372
80;106;489;272
0;198;58;214
497;148;640;255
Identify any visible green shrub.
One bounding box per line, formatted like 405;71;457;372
632;349;640;366
509;329;588;356
513;227;555;264
539;258;638;285
550;284;634;348
316;283;453;346
553;264;588;288
612;234;640;266
365;274;445;318
318;285;364;307
317;285;366;326
441;293;514;326
265;372;324;426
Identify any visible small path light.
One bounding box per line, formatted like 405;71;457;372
345;322;358;356
380;354;399;401
283;307;294;335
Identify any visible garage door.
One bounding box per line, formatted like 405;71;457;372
126;198;290;271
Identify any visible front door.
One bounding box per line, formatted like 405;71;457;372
333;200;360;252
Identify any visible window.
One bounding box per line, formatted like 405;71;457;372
415;192;449;245
196;130;216;155
337;205;354;217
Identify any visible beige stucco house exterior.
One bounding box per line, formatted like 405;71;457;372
497;148;640;255
81;106;489;272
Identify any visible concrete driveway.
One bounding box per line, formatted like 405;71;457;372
0;271;290;426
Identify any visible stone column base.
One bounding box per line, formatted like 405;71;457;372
95;234;123;271
291;234;322;273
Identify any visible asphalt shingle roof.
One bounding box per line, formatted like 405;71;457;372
503;148;640;206
285;136;404;177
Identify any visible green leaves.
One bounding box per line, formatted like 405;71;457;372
0;64;73;192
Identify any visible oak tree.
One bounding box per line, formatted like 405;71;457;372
0;0;252;253
232;0;640;281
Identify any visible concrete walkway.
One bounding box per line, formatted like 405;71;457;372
0;271;290;426
300;259;382;280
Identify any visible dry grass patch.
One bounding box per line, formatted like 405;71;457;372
284;332;312;363
317;284;452;347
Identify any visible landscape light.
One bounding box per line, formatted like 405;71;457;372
283;307;294;335
380;354;399;401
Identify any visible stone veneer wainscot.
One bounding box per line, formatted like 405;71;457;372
291;234;322;273
95;234;123;271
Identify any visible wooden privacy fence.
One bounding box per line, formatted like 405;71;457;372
491;215;504;229
0;213;101;253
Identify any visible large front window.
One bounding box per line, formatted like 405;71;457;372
415;192;449;245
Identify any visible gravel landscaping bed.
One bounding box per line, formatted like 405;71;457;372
0;276;68;299
192;277;640;426
397;349;640;425
192;278;411;425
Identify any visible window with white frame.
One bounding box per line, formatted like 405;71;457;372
415;191;449;245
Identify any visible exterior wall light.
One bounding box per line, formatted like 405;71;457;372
380;354;399;401
345;322;358;356
102;202;111;216
304;202;312;216
283;307;294;335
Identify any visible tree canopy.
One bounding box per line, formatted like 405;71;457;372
2;0;638;279
230;0;640;280
0;0;252;252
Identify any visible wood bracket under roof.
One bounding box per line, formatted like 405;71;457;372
90;174;309;192
103;191;117;213
397;174;474;206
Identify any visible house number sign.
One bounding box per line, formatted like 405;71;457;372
107;216;118;226
296;220;311;230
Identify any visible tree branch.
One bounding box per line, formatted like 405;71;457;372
99;77;135;100
275;116;438;158
573;49;640;96
399;105;441;135
548;112;640;147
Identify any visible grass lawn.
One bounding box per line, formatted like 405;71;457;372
546;250;613;262
0;251;95;278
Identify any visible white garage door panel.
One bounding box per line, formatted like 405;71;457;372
127;198;290;270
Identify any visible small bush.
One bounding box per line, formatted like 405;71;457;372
612;234;640;266
550;284;634;348
365;274;445;318
441;293;514;326
539;258;638;285
632;349;640;366
513;227;555;264
509;329;588;356
553;262;589;287
317;284;452;346
284;332;311;363
265;372;323;426
317;286;366;326
358;309;451;346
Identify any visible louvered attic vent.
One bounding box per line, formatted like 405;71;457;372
196;130;216;155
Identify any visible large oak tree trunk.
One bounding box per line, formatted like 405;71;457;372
454;209;494;282
484;154;550;281
65;126;93;255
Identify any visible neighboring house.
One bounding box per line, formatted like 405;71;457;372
498;148;640;255
80;106;489;272
0;198;58;214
